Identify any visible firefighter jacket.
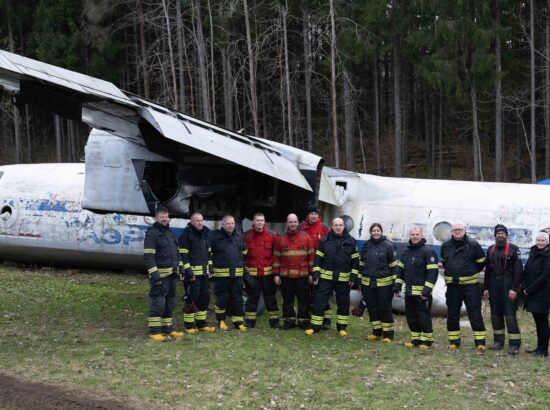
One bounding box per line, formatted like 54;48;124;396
484;242;523;292
273;230;314;278
244;228;276;277
393;238;438;297
359;236;398;287
178;223;212;277
210;228;247;278
300;217;328;249
313;230;359;283
143;222;183;283
441;235;486;285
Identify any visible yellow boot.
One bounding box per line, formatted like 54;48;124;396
403;341;416;348
447;344;459;350
382;338;392;343
184;328;199;335
238;324;248;332
367;335;380;341
149;334;168;342
219;320;229;331
338;330;348;337
476;344;486;353
198;326;216;333
305;329;315;336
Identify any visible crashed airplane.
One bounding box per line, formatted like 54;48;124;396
2;49;550;316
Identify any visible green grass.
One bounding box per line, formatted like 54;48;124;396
1;266;549;409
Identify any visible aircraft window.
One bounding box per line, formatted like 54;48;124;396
336;181;347;190
433;221;452;242
341;215;354;232
1;205;12;220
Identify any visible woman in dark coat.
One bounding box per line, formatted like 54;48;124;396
523;231;550;357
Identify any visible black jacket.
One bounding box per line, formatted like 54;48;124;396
441;235;485;285
210;228;247;277
313;230;359;283
484;242;523;292
393;238;438;297
143;222;182;283
523;245;550;314
178;223;212;278
359;236;398;287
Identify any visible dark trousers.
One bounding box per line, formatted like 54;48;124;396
148;276;177;334
362;284;394;339
183;275;210;328
532;312;550;353
446;284;486;346
280;277;310;325
311;284;332;321
311;280;350;331
245;275;279;323
405;296;433;345
488;275;520;347
214;277;244;325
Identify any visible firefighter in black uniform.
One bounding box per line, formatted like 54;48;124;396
305;218;359;337
178;213;216;334
441;222;487;351
355;223;398;342
393;226;438;348
143;206;185;341
210;215;248;332
484;224;523;354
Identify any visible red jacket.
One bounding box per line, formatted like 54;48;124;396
244;228;276;277
300;217;328;250
273;230;314;278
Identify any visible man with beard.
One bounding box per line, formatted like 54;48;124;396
484;224;523;355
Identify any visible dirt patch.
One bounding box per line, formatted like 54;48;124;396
0;373;134;409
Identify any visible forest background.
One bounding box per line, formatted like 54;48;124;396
0;0;549;183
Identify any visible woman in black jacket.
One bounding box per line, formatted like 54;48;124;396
523;231;550;357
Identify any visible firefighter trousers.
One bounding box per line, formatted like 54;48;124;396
311;285;332;323
183;275;211;328
311;280;350;331
148;275;177;335
214;277;244;325
245;275;279;325
488;275;520;347
446;284;486;346
280;277;310;325
362;284;394;339
532;312;550;353
405;296;433;345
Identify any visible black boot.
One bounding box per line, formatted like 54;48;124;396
526;347;540;354
508;345;519;356
269;319;280;329
322;318;331;330
281;321;296;330
489;333;504;350
245;320;256;329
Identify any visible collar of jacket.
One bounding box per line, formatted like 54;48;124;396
285;228;300;237
188;222;209;236
370;235;387;244
250;228;268;238
451;235;468;246
408;238;426;249
154;222;170;230
220;228;235;238
531;244;550;256
327;229;349;240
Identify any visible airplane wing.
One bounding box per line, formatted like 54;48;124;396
0;50;322;219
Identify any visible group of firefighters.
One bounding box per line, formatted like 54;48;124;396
143;205;550;357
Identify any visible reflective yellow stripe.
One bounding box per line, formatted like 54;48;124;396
445;273;480;285
351;269;359;275
359;261;365;267
388;261;398;268
424;282;435;289
398;261;404;268
476;257;486;263
395;278;404;285
351;253;359;259
243;249;248;255
376;275;396;287
336;315;349;324
411;285;424;296
144;248;156;254
158;267;173;274
316;250;325;257
283;250;309;256
179;248;189;254
426;264;438;269
148;267;158;274
183;263;191;270
213;267;244;277
360;277;371;286
311;315;323;325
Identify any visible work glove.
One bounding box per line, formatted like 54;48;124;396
351;299;367;317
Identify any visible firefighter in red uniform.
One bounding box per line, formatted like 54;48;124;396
274;213;315;330
300;204;331;329
244;212;280;328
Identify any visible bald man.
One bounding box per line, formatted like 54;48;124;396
273;213;315;330
306;218;359;337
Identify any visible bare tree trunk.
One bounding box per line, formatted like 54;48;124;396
25;105;32;162
207;0;216;123
193;0;211;121
373;56;381;174
303;9;313;152
282;3;293;145
431;94;436;177
243;0;259;136
175;0;187;112
392;12;402;177
7;0;22;163
495;0;503;181
222;51;233;129
471;84;483;181
424;87;431;175
329;0;339;167
438;95;443;178
530;0;537;183
344;71;354;171
136;0;150;99
161;0;178;109
55;115;62;162
546;4;550;178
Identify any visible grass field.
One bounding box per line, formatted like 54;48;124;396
1;265;549;409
